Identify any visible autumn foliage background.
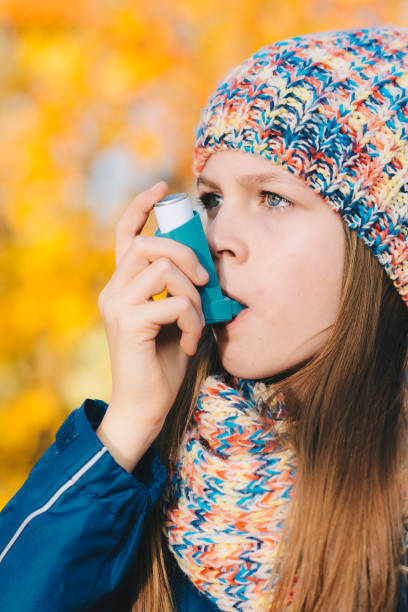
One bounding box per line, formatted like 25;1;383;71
0;0;407;508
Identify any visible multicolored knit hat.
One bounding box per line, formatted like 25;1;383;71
192;25;408;308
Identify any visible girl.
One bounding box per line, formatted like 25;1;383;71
1;24;408;612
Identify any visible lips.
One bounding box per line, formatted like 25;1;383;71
220;287;247;307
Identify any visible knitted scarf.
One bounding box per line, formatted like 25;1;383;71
162;373;297;612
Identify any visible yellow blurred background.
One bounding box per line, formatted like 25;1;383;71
0;0;406;508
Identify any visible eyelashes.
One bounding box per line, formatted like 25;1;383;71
194;191;294;212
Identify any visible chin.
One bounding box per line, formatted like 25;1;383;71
215;342;301;382
216;351;266;380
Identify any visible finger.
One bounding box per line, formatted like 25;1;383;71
108;235;209;294
134;296;205;356
114;181;168;267
120;257;205;323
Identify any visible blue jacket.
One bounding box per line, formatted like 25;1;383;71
0;398;407;611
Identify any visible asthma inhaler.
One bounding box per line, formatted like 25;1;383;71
153;193;247;324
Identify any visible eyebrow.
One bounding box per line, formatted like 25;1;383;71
195;170;287;189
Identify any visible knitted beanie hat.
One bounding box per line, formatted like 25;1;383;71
192;25;408;308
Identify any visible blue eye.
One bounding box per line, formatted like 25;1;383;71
196;193;222;209
195;191;293;211
260;191;293;210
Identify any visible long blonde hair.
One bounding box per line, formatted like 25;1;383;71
130;224;408;611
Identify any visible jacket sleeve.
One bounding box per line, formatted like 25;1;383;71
0;398;168;612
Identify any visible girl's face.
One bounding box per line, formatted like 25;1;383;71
196;149;345;380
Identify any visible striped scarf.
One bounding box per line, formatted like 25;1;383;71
162;373;296;612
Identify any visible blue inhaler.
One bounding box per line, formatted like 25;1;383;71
153;193;247;325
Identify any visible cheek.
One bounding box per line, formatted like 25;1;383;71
259;218;344;328
291;224;344;323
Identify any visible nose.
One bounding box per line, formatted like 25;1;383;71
204;199;249;264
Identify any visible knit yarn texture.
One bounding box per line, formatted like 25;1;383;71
162;374;297;612
192;25;408;308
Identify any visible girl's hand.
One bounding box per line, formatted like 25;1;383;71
96;182;209;470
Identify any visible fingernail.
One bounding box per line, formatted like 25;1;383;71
197;265;209;281
150;181;162;191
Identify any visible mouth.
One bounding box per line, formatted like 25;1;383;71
212;304;249;329
220;287;247;307
211;287;248;329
